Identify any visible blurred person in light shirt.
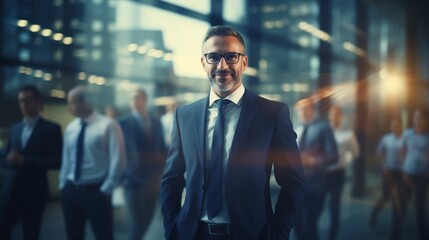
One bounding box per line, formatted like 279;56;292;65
401;109;429;240
326;105;360;240
369;115;406;240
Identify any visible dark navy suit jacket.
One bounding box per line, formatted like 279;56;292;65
118;113;167;187
160;90;305;240
0;118;62;205
297;119;338;192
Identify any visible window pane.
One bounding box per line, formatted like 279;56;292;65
1;65;67;101
114;1;210;107
332;0;357;60
223;0;246;24
159;0;210;14
257;42;319;125
260;0;320;49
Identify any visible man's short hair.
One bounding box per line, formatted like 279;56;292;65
68;85;93;105
294;96;315;109
135;88;147;98
415;108;429;121
202;25;246;50
19;85;43;102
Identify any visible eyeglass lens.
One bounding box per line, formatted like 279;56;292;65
205;53;241;64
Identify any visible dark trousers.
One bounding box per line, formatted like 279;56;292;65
60;182;113;240
404;174;429;240
326;168;345;240
0;194;45;240
294;190;326;240
370;169;406;239
123;177;160;240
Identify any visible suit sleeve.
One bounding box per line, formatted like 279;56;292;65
100;120;126;194
160;108;185;240
0;126;14;168
153;118;168;172
270;104;305;238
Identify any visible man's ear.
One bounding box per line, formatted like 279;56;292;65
201;56;205;68
242;55;248;71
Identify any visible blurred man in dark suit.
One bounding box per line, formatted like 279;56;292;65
293;97;338;240
0;85;62;240
118;89;167;240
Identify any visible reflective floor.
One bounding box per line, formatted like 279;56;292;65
12;175;425;240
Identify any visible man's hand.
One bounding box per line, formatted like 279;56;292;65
301;153;316;167
6;150;25;166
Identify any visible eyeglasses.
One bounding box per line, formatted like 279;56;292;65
203;52;246;64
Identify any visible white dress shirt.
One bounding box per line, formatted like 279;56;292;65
59;112;126;194
21;116;40;149
161;111;175;147
377;133;404;171
201;84;244;224
328;128;360;171
402;128;429;175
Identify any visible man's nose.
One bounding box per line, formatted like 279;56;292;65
216;57;229;70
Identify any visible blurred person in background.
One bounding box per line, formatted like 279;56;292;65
118;89;167;240
369;116;405;240
59;85;126;240
105;105;118;119
160;25;305;240
294;97;338;240
401;109;429;240
0;85;62;240
326;105;360;240
160;102;177;148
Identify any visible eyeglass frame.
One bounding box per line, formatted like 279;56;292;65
203;52;246;64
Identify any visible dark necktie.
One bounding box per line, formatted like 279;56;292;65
142;116;152;139
75;120;86;181
299;124;308;151
207;99;229;219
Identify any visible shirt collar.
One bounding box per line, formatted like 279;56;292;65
80;111;96;124
132;111;149;121
23;116;40;126
209;84;245;107
132;111;140;119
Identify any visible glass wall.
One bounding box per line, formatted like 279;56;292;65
0;0;415;164
113;1;210;108
366;2;407;132
0;0;368;120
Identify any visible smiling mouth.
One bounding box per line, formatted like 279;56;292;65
214;70;233;76
215;72;231;77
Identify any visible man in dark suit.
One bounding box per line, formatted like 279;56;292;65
118;89;167;240
160;25;305;240
293;97;338;240
0;85;62;240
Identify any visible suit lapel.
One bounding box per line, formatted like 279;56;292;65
128;114;150;146
13;122;24;151
192;91;260;174
229;90;260;161
194;98;209;176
